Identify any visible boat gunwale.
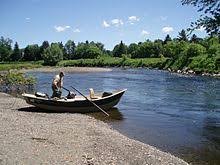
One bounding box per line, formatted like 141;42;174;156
22;89;127;103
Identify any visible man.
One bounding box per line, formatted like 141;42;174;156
51;71;64;98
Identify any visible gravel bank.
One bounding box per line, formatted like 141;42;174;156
21;67;112;73
0;93;188;165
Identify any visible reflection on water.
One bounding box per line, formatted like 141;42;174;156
88;108;124;121
2;68;220;165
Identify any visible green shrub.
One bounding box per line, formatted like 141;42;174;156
207;44;220;57
0;72;36;85
186;43;206;57
43;44;63;66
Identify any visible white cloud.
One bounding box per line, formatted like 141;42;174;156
162;26;174;33
54;25;71;32
25;17;30;20
102;20;110;28
196;26;205;32
111;19;124;26
141;30;150;35
73;28;80;33
128;16;140;24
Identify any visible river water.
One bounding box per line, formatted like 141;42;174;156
26;68;220;165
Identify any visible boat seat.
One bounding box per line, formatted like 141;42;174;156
35;92;49;98
89;88;100;99
102;92;112;97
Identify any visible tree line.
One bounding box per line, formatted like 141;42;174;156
0;29;219;65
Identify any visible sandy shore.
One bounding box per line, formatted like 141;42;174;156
22;66;112;73
0;92;188;165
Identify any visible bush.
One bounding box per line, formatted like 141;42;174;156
188;55;220;73
0;72;36;85
163;41;188;58
43;44;63;66
186;43;206;57
207;44;220;57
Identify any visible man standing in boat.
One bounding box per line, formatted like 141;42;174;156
51;71;64;98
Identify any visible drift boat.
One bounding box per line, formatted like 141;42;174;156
22;89;126;113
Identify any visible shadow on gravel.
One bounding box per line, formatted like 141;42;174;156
18;107;124;121
18;106;62;113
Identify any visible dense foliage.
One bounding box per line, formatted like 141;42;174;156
0;28;219;74
0;71;36;86
0;37;12;61
181;0;220;36
42;43;63;66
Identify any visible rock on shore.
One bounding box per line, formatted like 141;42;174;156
0;93;188;165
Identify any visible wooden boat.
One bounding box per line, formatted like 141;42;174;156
22;89;126;113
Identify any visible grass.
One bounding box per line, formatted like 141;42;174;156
0;61;43;71
1;55;218;75
58;56;167;68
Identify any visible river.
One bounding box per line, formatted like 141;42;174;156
27;68;220;165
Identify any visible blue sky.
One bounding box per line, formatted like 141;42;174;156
1;0;207;50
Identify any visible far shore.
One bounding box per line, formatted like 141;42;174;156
24;66;220;78
22;66;112;73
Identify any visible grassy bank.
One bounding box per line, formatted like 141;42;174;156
58;56;167;68
164;54;220;74
0;55;219;76
0;61;43;71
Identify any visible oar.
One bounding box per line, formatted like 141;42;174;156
62;86;71;93
70;86;109;116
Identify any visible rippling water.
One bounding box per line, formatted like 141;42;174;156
24;68;220;165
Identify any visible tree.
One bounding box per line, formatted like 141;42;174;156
142;41;156;57
178;29;188;41
112;41;127;57
190;34;199;43
163;41;188;58
207;43;220;57
127;43;138;55
23;44;40;61
153;41;163;57
40;41;49;60
181;0;220;36
85;45;102;59
75;43;102;59
58;42;65;55
42;43;63;66
163;34;172;44
0;36;12;61
95;42;104;51
186;43;206;57
10;42;21;61
64;40;76;60
41;41;49;50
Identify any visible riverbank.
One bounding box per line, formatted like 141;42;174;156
1;58;219;77
0;92;188;164
22;66;112;73
167;68;220;77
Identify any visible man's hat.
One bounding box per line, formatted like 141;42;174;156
60;71;65;76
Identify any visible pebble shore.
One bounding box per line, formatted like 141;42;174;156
0;92;188;165
22;66;112;73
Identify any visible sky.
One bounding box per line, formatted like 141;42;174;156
0;0;207;50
